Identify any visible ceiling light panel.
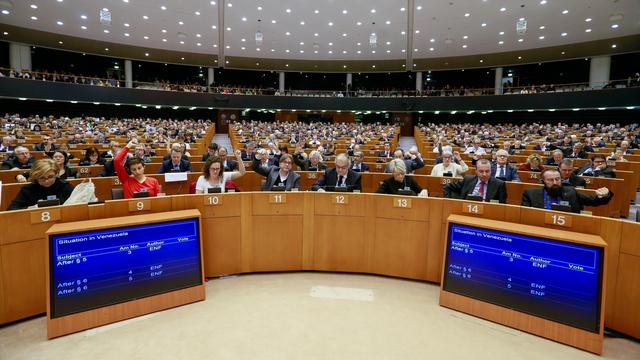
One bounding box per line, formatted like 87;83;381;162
0;0;220;54
223;0;407;60
0;0;637;62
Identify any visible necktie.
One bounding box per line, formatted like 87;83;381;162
500;166;505;178
479;181;486;198
338;175;344;187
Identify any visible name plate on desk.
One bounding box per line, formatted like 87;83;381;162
31;208;61;224
332;194;349;205
544;212;573;227
203;195;223;206
129;199;151;212
269;194;286;204
462;202;484;215
393;197;412;208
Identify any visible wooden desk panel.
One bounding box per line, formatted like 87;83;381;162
611;253;640;339
313;215;367;272
620;222;640;257
371;218;429;281
249;215;303;272
202;217;242;277
374;195;429;221
251;193;304;215
313;192;366;217
102;197;173;218
1;238;47;323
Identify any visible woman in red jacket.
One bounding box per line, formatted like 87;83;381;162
115;140;160;198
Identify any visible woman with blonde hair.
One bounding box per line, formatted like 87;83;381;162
518;154;545;172
8;158;74;210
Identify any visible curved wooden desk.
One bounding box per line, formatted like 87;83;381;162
0;193;638;340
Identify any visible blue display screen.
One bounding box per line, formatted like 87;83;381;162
443;223;604;333
49;218;202;318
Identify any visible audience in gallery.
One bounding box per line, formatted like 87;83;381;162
4;67;639;97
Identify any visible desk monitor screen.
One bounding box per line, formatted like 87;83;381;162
270;185;286;191
207;187;222;194
38;199;61;207
443;223;604;333
133;190;150;198
396;188;416;196
49;218;202;318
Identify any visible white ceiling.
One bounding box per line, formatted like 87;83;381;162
0;0;639;61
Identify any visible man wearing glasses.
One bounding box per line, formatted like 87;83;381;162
312;153;361;192
350;151;369;172
490;149;520;182
253;153;300;191
575;154;616;178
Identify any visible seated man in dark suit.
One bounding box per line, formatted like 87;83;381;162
33;135;58;152
240;142;257;161
563;142;588;159
158;148;192;173
444;159;507;203
312;153;361;191
522;169;613;213
252;153;300;191
377;143;393;159
544;149;564;166
218;146;238;172
201;143;218;162
350;151;369;172
558;159;586;187
574;154;616;178
491;150;520;182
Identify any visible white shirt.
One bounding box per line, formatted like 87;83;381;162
430;161;469;177
195;173;233;193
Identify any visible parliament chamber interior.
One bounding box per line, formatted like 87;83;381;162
0;0;639;359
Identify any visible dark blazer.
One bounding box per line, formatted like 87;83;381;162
490;163;521;182
223;159;238;172
377;150;393;158
293;153;328;171
33;143;58;152
563;149;588;159
384;157;425;174
8;178;74;210
1;156;34;170
522;186;613;213
253;157;301;191
444;175;507;203
563;174;587;187
351;162;369;172
376;175;423;195
311;168;361;191
157;159;192;173
574;164;616;178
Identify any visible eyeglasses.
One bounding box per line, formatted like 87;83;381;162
38;175;56;182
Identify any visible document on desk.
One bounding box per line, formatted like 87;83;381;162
164;172;188;182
